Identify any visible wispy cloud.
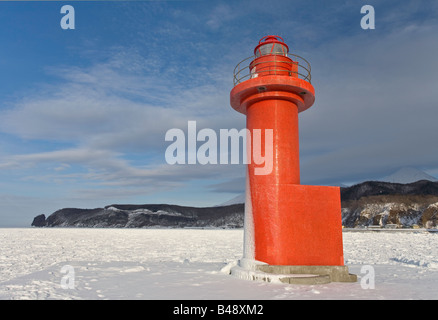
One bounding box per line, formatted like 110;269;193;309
0;48;240;146
0;44;246;207
206;3;238;30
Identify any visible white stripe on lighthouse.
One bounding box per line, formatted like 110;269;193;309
243;168;254;260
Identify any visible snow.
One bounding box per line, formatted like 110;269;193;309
378;167;438;184
0;228;437;300
108;206;183;217
131;209;183;216
218;193;245;206
106;206;122;212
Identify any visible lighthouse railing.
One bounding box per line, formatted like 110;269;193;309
233;54;312;86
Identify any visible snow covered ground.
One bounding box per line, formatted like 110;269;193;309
0;228;437;300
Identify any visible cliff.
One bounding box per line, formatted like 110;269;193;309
31;203;244;228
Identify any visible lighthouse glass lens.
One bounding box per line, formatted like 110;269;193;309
258;44;273;57
273;43;287;55
256;43;288;57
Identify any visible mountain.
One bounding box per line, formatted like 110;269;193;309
340;179;438;201
341;180;438;228
218;193;245;206
32;204;244;229
32;181;438;229
378;167;437;184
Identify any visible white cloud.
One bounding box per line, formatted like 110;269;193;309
0;48;241;151
0;45;248;208
1;143;244;194
206;4;238;30
54;163;71;172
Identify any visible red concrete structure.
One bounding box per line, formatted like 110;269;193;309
230;36;347;268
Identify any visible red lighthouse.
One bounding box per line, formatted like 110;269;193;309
230;36;356;284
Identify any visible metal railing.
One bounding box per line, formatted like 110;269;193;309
233;54;312;86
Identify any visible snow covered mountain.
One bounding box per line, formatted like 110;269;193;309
32;204;244;229
341;180;438;228
378;167;437;184
218;193;245;206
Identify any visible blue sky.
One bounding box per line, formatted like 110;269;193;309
1;0;438;227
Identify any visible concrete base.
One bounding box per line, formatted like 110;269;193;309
257;265;357;284
229;260;356;285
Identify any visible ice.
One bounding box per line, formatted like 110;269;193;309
0;228;437;300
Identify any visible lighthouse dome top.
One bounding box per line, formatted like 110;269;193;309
254;35;289;57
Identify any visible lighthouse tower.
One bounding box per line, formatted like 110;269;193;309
230;36;356;284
